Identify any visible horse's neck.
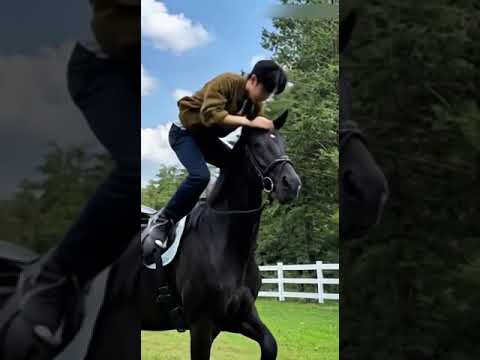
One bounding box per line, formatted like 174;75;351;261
208;149;262;212
207;148;263;258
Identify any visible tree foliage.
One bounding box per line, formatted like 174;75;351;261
257;0;339;265
341;1;480;358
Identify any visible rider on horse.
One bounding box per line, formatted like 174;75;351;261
142;61;288;260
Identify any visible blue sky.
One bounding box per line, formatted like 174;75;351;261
0;0;281;195
141;0;279;184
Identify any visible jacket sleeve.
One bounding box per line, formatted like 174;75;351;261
200;76;231;127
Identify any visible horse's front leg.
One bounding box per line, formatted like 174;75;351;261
189;317;219;360
233;305;277;360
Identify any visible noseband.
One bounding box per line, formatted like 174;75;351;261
245;145;293;193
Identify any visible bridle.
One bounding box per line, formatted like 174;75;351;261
207;142;294;215
245;145;293;193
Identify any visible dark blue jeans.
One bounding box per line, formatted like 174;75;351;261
51;43;140;284
163;124;232;222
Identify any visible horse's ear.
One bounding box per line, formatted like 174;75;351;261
274;109;289;130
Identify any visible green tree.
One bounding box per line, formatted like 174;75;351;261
341;1;480;358
257;0;339;265
141;166;187;210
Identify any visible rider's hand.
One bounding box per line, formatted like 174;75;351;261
248;116;274;130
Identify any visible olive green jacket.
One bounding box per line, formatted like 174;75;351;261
178;73;264;129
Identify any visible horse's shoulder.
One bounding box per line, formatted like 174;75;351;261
185;199;208;228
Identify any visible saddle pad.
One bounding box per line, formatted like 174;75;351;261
145;215;186;269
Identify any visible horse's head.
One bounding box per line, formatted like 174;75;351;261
237;110;301;204
339;75;389;240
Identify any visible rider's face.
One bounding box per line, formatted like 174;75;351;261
247;75;271;103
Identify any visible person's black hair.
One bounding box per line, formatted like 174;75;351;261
248;60;287;95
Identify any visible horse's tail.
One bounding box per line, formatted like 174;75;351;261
225;286;255;320
0;241;39;308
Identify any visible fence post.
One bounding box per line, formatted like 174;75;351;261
277;262;285;301
316;261;324;303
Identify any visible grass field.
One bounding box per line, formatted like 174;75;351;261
141;299;338;360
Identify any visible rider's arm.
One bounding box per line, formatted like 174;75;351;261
200;74;273;129
199;75;232;127
222;114;251;127
223;114;273;130
200;73;257;127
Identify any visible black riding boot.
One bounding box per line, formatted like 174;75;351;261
141;211;175;266
0;256;84;360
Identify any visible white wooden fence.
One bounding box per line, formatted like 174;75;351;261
258;261;339;303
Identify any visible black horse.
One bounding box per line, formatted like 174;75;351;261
0;111;387;360
84;110;301;360
339;4;389;241
85;105;388;360
338;73;388;240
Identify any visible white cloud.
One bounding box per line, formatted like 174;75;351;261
141;122;181;187
141;122;243;186
141;123;181;166
141;122;241;164
141;0;212;53
172;88;192;101
141;64;157;96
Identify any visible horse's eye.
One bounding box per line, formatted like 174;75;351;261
253;142;261;149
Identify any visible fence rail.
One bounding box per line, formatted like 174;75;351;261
258;261;339;303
